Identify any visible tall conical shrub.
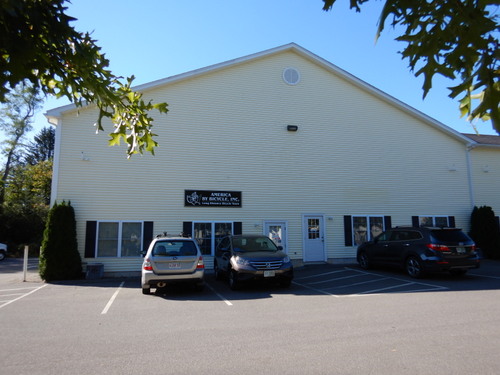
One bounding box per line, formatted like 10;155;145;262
39;201;82;281
469;206;500;259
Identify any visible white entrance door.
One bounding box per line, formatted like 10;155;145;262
303;215;325;262
264;221;288;253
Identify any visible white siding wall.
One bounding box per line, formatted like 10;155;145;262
54;50;475;272
469;147;500;214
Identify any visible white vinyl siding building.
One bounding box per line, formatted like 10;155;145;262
46;44;500;275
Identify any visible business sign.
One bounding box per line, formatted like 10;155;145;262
184;190;242;207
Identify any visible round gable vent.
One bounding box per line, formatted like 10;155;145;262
283;67;300;85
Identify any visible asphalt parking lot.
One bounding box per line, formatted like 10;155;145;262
1;258;500;375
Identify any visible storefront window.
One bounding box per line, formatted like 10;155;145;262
97;222;142;257
352;216;385;245
419;216;449;227
121;222;142;257
193;222;233;255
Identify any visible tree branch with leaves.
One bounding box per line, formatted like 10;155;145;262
322;0;499;134
1;0;168;156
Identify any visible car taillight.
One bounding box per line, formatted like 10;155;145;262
143;258;153;271
196;256;204;269
427;244;450;252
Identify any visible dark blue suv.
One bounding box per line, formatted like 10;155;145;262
357;227;480;278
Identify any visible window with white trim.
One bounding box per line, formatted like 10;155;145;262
418;216;449;227
193;221;233;255
352;216;385;246
96;221;143;257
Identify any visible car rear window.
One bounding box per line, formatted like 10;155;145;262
430;230;472;243
152;241;197;256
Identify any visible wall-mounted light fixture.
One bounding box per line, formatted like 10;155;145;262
287;125;298;132
81;151;90;161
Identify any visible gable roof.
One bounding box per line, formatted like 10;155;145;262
462;133;500;148
45;42;476;145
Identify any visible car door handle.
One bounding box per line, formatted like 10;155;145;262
403;243;410;247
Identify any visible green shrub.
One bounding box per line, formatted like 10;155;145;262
469;206;500;259
39;201;82;281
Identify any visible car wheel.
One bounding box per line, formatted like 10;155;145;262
228;268;239;290
0;251;5;261
405;256;423;278
142;287;151;295
214;260;223;281
450;269;467;276
358;252;370;270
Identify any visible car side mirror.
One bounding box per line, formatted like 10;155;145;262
277;246;283;250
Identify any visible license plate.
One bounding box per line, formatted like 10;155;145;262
264;270;275;277
456;247;466;254
168;262;181;269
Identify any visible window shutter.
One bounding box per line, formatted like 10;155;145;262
84;221;97;258
448;216;456;228
412;216;419;227
233;222;242;235
183;222;193;237
344;216;353;246
384;216;392;230
143;221;154;250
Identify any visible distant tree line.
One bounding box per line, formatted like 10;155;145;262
0;82;53;256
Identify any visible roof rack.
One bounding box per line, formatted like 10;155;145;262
155;232;191;238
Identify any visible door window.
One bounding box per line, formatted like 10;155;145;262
308;218;320;239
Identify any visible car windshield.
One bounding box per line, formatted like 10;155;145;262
233;237;278;252
152;241;197;256
431;229;472;243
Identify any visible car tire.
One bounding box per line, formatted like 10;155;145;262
142;287;151;295
450;269;467;277
214;260;223;281
405;256;424;278
228;268;239;290
358;252;370;270
0;251;5;261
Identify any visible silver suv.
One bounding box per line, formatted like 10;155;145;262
141;236;205;294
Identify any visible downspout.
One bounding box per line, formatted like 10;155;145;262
465;143;477;210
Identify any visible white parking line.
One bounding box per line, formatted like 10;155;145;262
344;267;449;290
101;281;125;315
293;267;450;298
0;284;48;310
470;273;500;280
292;281;341;298
206;283;233;306
324;277;391;290
307;273;364;285
357;282;416;294
295;269;349;280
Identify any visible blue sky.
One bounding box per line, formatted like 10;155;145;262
26;0;500;138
